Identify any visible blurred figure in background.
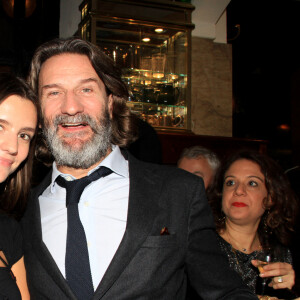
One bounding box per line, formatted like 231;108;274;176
178;145;220;191
127;118;162;164
209;150;298;299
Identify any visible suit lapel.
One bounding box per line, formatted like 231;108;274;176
29;172;76;299
94;155;161;299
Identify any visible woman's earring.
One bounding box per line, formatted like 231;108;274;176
219;211;226;224
263;210;270;234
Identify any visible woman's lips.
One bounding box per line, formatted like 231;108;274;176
232;202;247;207
0;157;13;167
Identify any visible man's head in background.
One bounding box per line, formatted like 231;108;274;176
178;146;220;190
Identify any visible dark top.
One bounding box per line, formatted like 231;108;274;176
217;234;297;299
0;214;23;300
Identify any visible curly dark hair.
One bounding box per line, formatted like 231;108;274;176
0;72;39;219
209;150;298;248
28;37;138;152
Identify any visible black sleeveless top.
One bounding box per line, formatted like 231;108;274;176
0;214;22;300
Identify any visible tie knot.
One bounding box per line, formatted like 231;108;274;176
56;166;113;206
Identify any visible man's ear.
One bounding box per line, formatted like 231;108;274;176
108;94;113;119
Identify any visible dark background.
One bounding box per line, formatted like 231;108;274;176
227;0;300;169
0;0;59;76
0;0;299;169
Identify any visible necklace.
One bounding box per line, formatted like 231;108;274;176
230;245;243;275
225;230;261;254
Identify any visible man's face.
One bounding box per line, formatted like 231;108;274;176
38;53;113;170
178;156;214;189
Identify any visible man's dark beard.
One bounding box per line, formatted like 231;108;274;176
43;111;112;169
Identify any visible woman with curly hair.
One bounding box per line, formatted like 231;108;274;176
209;150;298;299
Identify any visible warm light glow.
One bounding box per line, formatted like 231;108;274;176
278;124;290;131
25;0;36;17
2;0;37;18
153;72;164;79
168;74;178;81
82;4;88;19
155;28;164;33
2;0;15;17
142;37;151;42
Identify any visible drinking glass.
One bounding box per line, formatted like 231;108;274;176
256;249;272;296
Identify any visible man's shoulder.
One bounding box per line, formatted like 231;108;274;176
128;154;203;186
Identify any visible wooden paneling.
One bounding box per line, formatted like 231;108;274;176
157;131;268;165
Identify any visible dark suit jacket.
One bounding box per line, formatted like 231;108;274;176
21;153;256;299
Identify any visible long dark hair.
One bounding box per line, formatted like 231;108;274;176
0;72;39;219
28;37;138;150
209;150;298;248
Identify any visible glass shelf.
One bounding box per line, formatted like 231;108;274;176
127;101;186;129
79;0;194;130
122;68;186;104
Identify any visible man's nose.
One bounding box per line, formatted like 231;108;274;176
60;92;84;115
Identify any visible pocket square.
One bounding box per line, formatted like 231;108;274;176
160;227;170;235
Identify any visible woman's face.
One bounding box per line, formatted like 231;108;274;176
222;158;268;226
0;95;37;183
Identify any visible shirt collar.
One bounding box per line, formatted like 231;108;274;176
50;145;128;193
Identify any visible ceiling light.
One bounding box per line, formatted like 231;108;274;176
155;28;165;33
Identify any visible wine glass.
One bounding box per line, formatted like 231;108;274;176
256;249;272;296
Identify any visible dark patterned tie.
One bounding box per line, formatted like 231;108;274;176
56;167;112;300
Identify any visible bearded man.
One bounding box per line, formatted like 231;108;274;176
21;37;257;300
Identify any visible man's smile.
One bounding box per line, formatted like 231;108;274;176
61;122;89;128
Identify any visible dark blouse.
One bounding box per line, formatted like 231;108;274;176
0;214;22;300
216;234;296;299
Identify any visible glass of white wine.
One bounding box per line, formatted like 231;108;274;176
256;249;272;296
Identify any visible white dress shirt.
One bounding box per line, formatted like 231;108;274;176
39;145;129;290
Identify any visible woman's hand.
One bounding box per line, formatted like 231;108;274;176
252;260;295;290
257;296;279;300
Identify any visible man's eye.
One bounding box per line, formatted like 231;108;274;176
82;88;92;93
48;91;60;96
249;181;258;187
